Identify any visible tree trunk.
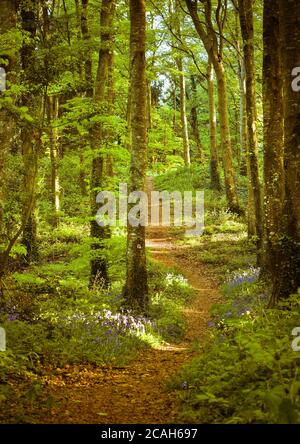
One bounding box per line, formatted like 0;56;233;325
239;54;248;176
75;0;88;193
74;0;84;84
269;0;300;302
79;145;87;195
185;0;241;214
179;60;191;167
123;0;148;312
173;1;190;167
47;95;60;228
81;0;93;96
106;48;115;177
238;0;263;265
147;79;152;130
20;4;39;264
90;0;116;287
190;75;204;163
207;60;221;191
0;0;19;239
172;84;177;155
263;0;285;303
214;62;241;214
176;57;190;166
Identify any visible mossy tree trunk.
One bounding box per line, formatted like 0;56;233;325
176;56;190;166
47;95;60;228
207;60;221;191
123;0;149;312
263;0;284;299
238;0;263;265
20;3;39;264
90;0;116;287
185;0;241;214
264;0;300;304
238;53;248;176
268;0;300;302
190;75;204;163
81;0;93;96
0;0;19;240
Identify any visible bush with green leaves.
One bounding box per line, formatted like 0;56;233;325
148;261;195;341
0;257;195;375
174;277;300;424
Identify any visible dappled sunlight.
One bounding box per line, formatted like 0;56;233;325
1;0;299;427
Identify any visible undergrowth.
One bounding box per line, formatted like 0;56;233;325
174;281;300;424
0;221;194;422
159;167;300;424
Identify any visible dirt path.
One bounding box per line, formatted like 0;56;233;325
38;181;221;424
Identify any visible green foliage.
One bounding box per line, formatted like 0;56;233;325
175;283;300;424
0;237;194;374
155;164;210;193
148;261;195;342
0;0;296;425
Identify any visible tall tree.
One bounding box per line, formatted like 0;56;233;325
185;0;241;214
263;0;284;302
237;0;263;264
0;0;19;238
270;0;300;302
190;74;204;163
20;0;40;263
123;0;148;311
207;59;221;191
47;95;60;228
238;48;248;176
264;0;300;303
90;0;116;287
172;0;190;166
81;0;93;96
0;0;40;277
176;55;190;165
74;0;88;194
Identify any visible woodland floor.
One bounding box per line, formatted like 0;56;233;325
14;179;222;424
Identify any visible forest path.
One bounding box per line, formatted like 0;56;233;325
39;178;221;424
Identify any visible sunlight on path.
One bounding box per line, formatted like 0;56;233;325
36;178;222;424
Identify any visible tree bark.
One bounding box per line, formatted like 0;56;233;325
176;57;190;166
269;0;300;302
123;0;148;312
81;0;93;96
20;3;39;264
47;95;60;228
207;60;221;191
0;0;19;239
238;0;264;265
215;62;241;214
185;0;241;214
173;1;190;166
263;0;285;299
238;53;248;176
90;0;116;287
190;75;204;163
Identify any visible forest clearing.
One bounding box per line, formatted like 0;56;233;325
0;0;300;428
